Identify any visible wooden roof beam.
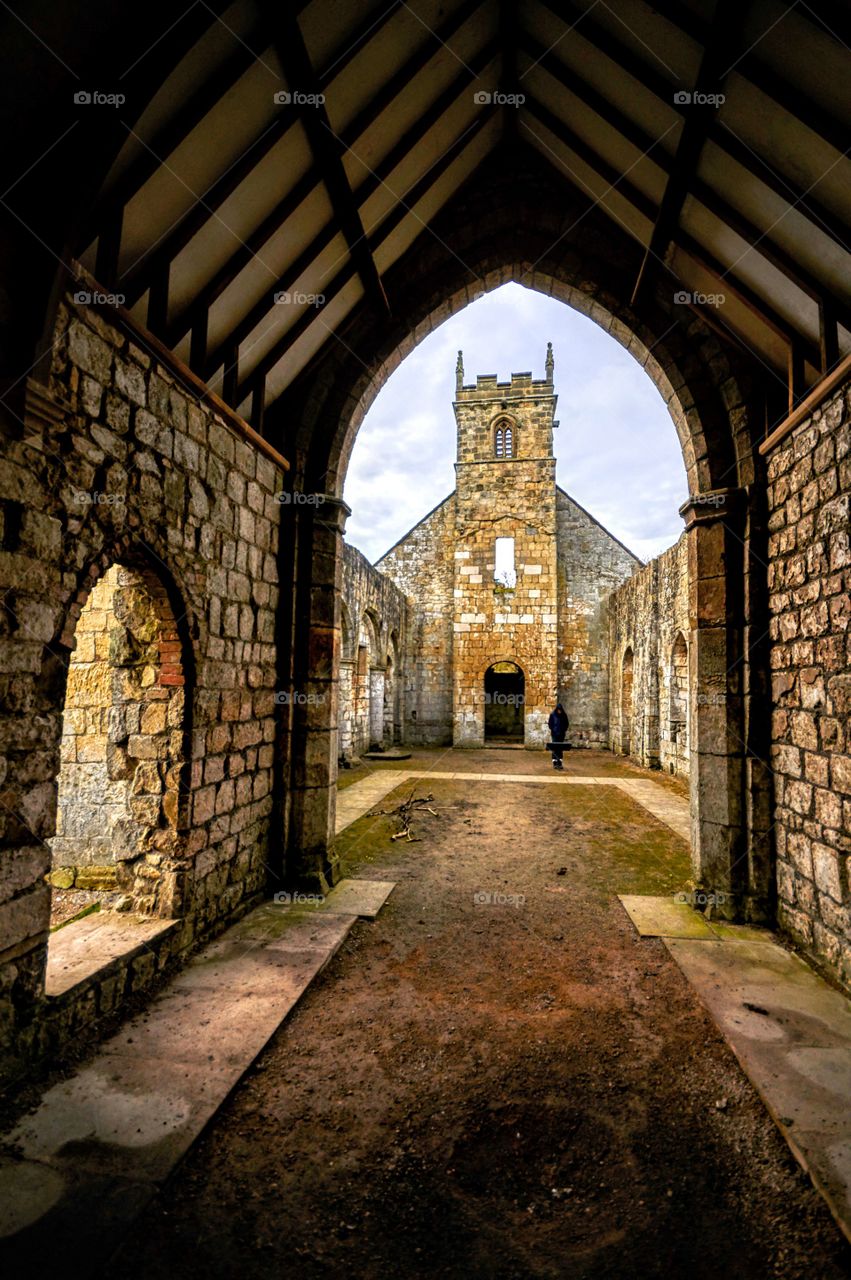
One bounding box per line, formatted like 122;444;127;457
521;32;851;323
631;0;743;306
201;40;498;374
233;112;490;407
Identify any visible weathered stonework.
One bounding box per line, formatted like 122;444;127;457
50;562;186;910
766;380;851;988
375;351;639;748
607;535;690;775
450;361;559;746
0;292;284;1079
339;544;408;759
377;498;454;745
557;491;641;746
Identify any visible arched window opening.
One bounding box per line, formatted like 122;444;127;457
366;613;385;750
384;632;401;745
669;632;689;775
621;647;634;757
338;601;355;762
494;418;515;458
48;562;186;927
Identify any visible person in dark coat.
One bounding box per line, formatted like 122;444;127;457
548;703;569;770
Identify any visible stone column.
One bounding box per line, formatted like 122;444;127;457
286;494;349;894
681;488;749;918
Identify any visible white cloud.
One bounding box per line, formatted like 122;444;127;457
343;283;688;563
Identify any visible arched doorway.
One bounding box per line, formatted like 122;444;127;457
484;662;525;742
621;648;634;757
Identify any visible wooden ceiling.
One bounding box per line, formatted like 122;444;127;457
65;0;851;429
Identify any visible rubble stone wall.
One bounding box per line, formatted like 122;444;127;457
0;291;285;1078
340;542;409;758
376;499;454;745
556;490;641;746
766;378;851;989
607;534;690;775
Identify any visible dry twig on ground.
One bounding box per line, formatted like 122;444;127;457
369;791;438;842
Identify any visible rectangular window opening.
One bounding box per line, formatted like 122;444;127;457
494;537;516;588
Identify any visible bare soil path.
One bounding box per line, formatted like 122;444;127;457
105;751;851;1279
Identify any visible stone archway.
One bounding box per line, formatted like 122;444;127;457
279;161;768;916
484;662;525;742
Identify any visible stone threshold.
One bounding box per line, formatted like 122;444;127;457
619;895;851;1246
0;878;396;1276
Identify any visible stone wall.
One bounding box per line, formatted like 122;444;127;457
0;290;285;1078
340;541;409;759
376;498;454;745
766;378;851;989
607;534;690;775
556;489;641;746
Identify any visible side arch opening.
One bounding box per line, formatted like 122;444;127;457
49;559;188;928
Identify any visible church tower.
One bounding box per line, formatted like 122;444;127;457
452;346;559;746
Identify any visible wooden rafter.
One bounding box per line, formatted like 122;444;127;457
201;39;498;375
522;32;851;326
649;0;850;155
83;25;270;244
232;112;490;408
534;0;851;252
256;5;389;316
631;0;743;306
525;99;822;372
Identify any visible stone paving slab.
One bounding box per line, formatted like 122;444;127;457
335;771;416;833
665;936;851;1244
45;912;179;997
316;878;396;919
0;888;395;1276
609;779;691;843
618;894;717;939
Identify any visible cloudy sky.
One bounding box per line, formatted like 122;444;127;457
343;282;688;564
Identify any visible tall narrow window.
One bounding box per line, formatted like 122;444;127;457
494;419;515;458
494;536;516;588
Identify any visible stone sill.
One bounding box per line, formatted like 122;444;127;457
45;910;179;999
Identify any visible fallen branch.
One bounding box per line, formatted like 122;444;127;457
369;790;438;843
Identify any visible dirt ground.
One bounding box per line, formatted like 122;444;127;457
105;750;851;1279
